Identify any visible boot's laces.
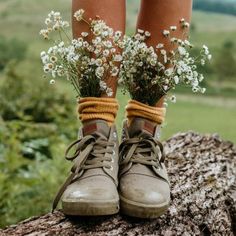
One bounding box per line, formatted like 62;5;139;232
52;134;114;212
119;133;165;168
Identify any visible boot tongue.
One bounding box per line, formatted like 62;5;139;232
82;119;110;138
80;119;110;179
128;118;157;138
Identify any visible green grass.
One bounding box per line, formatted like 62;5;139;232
55;78;236;143
0;0;235;144
163;99;236;143
192;11;236;33
54;79;236;144
1;1;236;46
115;89;236;143
0;2;235;143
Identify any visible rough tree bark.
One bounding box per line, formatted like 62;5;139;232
0;132;235;236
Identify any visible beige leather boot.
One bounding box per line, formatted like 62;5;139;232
119;118;170;218
52;120;119;216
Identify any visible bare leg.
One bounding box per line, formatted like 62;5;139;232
72;0;126;97
136;0;193;106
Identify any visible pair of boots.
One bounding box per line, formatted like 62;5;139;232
52;117;170;218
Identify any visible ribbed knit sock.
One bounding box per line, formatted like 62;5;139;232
126;100;166;126
78;97;119;126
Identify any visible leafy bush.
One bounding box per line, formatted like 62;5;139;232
0;60;79;228
214;40;236;81
0;62;75;123
0;36;27;71
0;119;71;227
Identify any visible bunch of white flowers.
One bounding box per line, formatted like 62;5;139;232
119;19;211;105
39;11;69;39
40;12;211;104
40;10;124;97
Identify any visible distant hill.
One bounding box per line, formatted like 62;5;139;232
193;0;236;16
0;0;236;48
126;0;236;17
1;0;236;19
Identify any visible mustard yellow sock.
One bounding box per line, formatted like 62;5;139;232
126;100;166;125
78;97;119;126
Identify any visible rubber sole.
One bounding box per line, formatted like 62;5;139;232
62;199;119;216
120;195;169;218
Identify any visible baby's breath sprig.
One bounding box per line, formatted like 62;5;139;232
40;10;124;98
119;19;211;105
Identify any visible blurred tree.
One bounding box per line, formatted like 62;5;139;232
193;0;236;16
0;62;77;228
190;22;197;33
0;36;27;71
214;40;236;83
0;61;75;122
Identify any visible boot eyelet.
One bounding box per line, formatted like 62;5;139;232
155;165;160;170
112;150;116;155
113;132;117;139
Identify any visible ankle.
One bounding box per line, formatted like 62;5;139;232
126;100;166;126
78;97;119;126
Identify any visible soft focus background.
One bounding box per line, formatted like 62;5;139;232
0;0;236;228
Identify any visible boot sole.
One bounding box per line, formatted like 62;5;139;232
120;195;169;219
62;199;119;216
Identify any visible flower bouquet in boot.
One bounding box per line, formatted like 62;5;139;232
40;10;123;215
117;20;211;218
119;19;211;106
40;10;124;97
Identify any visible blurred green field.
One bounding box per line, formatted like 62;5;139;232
59;83;236;143
0;0;236;229
0;0;236;141
1;0;236;45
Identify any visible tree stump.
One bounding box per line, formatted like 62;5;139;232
0;132;235;236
